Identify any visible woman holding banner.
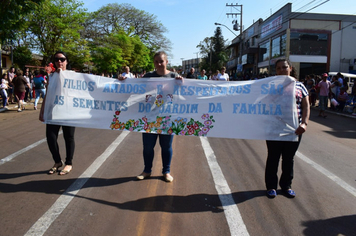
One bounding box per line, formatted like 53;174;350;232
265;59;310;198
40;51;76;175
119;51;183;182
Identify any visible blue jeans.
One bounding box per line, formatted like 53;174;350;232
0;89;8;107
142;133;173;174
35;89;46;107
319;95;328;111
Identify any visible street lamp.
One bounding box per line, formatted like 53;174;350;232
214;22;238;37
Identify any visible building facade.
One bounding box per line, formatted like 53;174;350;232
182;57;202;76
227;3;356;79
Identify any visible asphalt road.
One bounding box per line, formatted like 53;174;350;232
0;104;355;236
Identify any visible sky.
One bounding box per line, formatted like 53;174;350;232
83;0;356;66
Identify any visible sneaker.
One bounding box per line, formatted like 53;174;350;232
266;189;277;198
136;172;151;180
163;173;174;182
34;106;37;110
283;189;296;198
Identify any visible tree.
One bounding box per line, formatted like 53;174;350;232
23;0;90;67
90;31;153;74
13;46;33;69
197;27;228;72
197;37;214;72
83;3;172;53
0;0;45;43
212;27;228;70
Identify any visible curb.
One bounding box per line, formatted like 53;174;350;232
311;106;356;119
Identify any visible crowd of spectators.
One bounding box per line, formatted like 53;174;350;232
301;72;356;115
1;65;51;111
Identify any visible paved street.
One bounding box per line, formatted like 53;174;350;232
0;103;355;236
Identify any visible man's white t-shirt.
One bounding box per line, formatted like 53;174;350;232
122;72;135;78
217;73;229;81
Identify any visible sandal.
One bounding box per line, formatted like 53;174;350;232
59;165;72;175
48;161;63;174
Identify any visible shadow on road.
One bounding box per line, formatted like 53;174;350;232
302;214;356;236
73;193;225;213
309;109;356;139
0;173;269;213
70;189;268;213
0;171;48;179
0;177;135;195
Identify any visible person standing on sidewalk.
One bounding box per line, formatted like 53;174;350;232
265;58;310;198
40;51;76;175
318;73;332;118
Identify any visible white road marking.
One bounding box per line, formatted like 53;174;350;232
0;131;62;166
297;151;356;197
200;137;250;236
24;131;129;236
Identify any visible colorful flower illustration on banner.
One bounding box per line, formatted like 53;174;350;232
155;94;164;107
110;112;215;137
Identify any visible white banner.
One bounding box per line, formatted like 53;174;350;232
44;71;299;141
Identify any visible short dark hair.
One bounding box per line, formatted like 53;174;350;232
53;51;69;70
153;51;167;60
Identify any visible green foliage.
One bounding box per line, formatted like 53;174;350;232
90;32;153;74
12;46;33;69
25;0;90;66
2;1;164;73
84;3;171;53
197;27;229;72
0;0;45;42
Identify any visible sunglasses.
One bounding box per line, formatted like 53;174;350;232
55;57;66;62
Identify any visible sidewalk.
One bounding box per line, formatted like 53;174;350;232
310;106;356;119
0;99;36;113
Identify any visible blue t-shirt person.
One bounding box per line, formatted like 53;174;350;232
33;75;45;89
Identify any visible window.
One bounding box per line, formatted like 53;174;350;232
259;41;270;62
271;34;286;58
290;32;328;55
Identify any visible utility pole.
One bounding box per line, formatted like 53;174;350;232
226;3;243;72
